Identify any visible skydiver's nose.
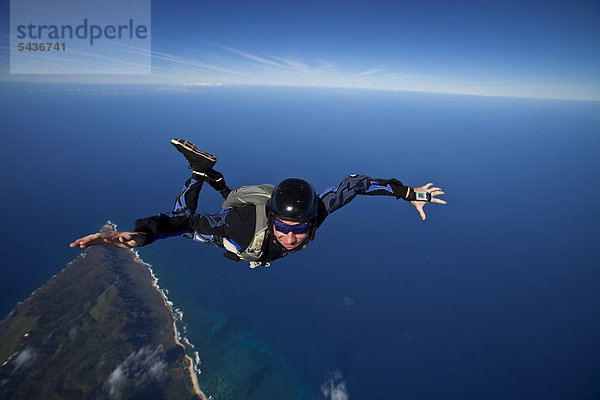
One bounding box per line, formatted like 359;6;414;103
284;231;297;244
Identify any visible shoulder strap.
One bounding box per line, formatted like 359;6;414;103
222;184;274;263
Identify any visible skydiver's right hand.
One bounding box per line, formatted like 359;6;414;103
69;231;147;249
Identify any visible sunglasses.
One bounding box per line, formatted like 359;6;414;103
272;218;310;235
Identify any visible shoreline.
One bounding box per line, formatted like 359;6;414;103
133;251;208;400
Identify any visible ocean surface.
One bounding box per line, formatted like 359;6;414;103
1;83;599;399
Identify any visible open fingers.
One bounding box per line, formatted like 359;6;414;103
70;233;100;248
430;189;446;204
70;232;142;249
70;232;118;248
427;186;446;204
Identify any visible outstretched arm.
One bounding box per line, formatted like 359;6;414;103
69;231;147;249
319;174;446;220
70;206;254;250
133;206;254;246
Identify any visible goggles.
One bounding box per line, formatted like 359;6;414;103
272;218;310;235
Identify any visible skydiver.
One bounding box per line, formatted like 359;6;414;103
70;139;447;267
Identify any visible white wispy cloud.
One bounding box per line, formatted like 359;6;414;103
321;370;349;400
10;347;37;374
104;345;168;400
269;56;311;71
2;39;598;100
213;43;289;69
340;296;355;311
150;48;243;76
353;65;391;78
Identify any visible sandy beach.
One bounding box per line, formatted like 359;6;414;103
134;253;208;400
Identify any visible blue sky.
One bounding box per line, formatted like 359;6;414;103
1;0;599;100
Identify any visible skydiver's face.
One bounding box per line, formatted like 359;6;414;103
272;218;309;250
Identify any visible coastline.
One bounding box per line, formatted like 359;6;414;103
0;223;208;399
133;251;207;400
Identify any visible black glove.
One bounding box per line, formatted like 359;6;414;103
381;179;432;202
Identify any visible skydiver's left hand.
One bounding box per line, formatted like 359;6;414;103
411;182;447;221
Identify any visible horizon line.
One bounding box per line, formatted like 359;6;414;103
1;79;599;102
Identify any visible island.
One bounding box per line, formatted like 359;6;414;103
0;223;205;400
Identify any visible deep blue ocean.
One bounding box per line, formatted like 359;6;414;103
1;83;599;399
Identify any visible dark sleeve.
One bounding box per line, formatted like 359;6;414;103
318;174;411;215
134;205;256;247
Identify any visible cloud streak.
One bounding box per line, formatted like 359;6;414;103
10;347;37;374
213;44;289;69
2;41;598;100
321;370;349;400
104;345;168;400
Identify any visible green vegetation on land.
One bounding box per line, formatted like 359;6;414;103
0;226;201;400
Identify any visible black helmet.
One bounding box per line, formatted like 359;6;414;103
268;178;318;222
